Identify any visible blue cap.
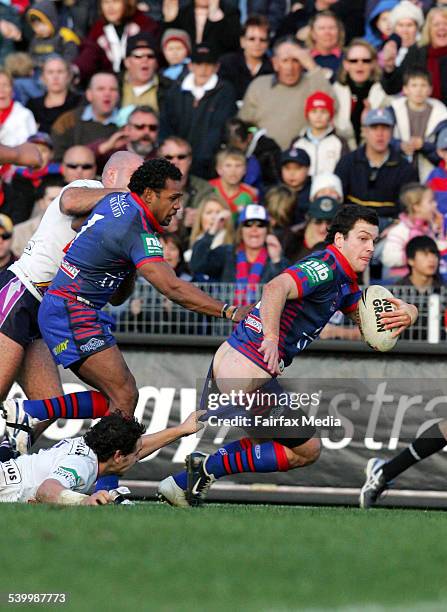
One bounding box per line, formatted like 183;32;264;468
437;127;447;150
239;204;269;225
281;147;311;167
363;108;394;127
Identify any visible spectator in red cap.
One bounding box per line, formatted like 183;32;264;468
73;0;160;86
161;28;192;82
290;91;349;176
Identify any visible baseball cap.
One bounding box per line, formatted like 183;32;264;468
239;204;269;225
308;196;339;220
305;91;335;119
28;131;53;149
191;44;218;64
0;213;13;234
363;108;394;127
281;147;311;167
437;127;447;150
126;33;157;57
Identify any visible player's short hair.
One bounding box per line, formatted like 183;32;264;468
128;158;182;194
83;412;145;461
403;66;432;86
325;204;379;243
406;235;439;261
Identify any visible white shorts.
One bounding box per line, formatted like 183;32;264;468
0;459;23;502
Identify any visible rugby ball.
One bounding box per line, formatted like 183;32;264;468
357;285;398;352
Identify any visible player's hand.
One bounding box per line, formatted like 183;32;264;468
81;490;113;505
379;297;418;337
266;234;282;264
232;304;253;322
180;410;207;435
259;336;281;375
15;143;42;168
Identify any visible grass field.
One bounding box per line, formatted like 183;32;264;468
3;503;447;612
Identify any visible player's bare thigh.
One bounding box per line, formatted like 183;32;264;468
213;341;271;394
73;344;138;416
18;339;63;398
0;332;25;400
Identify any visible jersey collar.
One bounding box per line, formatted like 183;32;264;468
131;192;165;234
327;244;357;281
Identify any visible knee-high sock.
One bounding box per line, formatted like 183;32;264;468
173;438;254;490
382;422;447;482
15;391;109;421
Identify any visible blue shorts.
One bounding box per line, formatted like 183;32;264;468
38;293;116;369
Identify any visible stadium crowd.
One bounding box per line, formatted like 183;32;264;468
1;0;447;338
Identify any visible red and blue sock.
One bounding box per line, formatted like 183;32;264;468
18;391;109;421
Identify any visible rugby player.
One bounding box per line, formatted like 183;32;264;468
0;152;143;449
158;205;419;507
0;410;204;505
1;159;248;458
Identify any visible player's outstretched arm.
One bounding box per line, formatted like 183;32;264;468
0;143;42;167
259;273;298;375
35;479;112;505
60;187;127;216
138;410;206;460
139;260;249;321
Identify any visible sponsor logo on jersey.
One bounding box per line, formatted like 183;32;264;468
69;438;90;457
141;233;163;257
295;259;333;286
79;337;105;353
53;339;69;356
1;459;22;485
245;313;263;334
110;194;130;218
54;466;80;488
60;259;80;279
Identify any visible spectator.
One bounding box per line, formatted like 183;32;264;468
158;136;214;229
364;0;398;49
4;52;43;106
0;214;16;272
310;170;344;201
225;117;281;187
290;91;349;176
163;0;241;57
60;146;97;183
238;36;333;150
6;132;62;224
275;0;339;41
26;55;82;135
190;204;288;299
209;147;258;220
426;126;447;220
228;1;288;35
391;67;447;182
91;105;159;172
335;108;418;227
395;236;443;293
186;193;234;262
287;195;340;263
279;147;312;224
51;72;120;161
26;0;80;70
0;3;22;67
0;71;37;148
161;28;192;82
381;183;440;278
74;0;160;86
218;14;273;103
333;38;390;149
306;11;345;82
121;33;168;112
264;184;298;260
11;175;65;256
160;43;238;179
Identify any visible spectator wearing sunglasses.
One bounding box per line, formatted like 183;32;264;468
60;146;97;184
190;204;288;292
335;108;418;229
0;214;16;273
218;14;273;103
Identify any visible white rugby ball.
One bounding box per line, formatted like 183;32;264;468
357;285;398;352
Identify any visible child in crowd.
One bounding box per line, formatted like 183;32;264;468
309;171;344;202
391;67;447;181
426;127;447;221
381;182;441;279
290;91;349;176
161;29;191;82
4;52;43;105
279;148;312;224
209;147;258;221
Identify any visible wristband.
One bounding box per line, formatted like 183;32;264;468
58;489;88;505
225;305;236;320
230;307;239;322
221;303;229;318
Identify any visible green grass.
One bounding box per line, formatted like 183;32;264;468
2;504;447;612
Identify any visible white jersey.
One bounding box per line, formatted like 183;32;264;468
0;437;98;503
9;179;103;302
